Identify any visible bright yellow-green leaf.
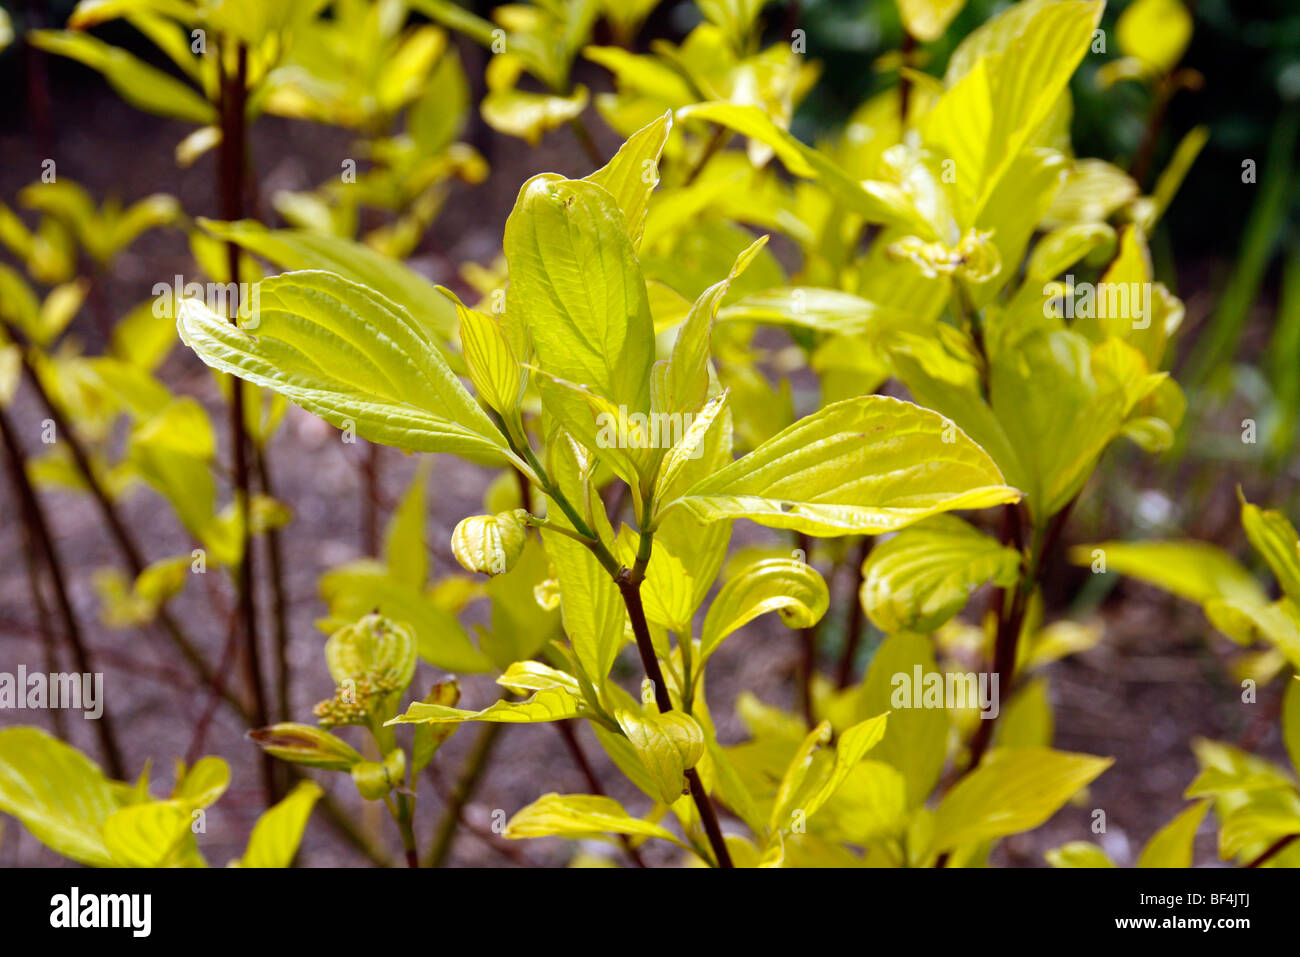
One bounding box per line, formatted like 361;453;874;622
389;688;584;725
0;728;120;866
585;110;672;249
1284;678;1300;777
616;710;705;805
859;633;948;807
172;756;230;808
768;722;832;834
236;781;323;868
504;793;688;847
497;661;582;696
969;147;1069;305
700;558;829;663
1205;597;1300;667
539;438;626;688
29;30;214;124
768;714;889;833
664;236;769;418
988;330;1128;519
1137;800;1208;868
612;527;695;634
996;677;1054;749
1149;125;1209;226
1027;223;1117;281
696;0;766;50
669;395;1020;536
1185;738;1295;797
178;270;511;460
1044;159;1139;227
800;714;889;820
931;747;1112;853
441;288;524;421
717;287;896;336
593;723;668;804
103;801;195;867
506;175;655;415
677;102;934;235
1241;499;1300;607
652;391;731;509
860;514;1021;633
1070;540;1266;608
482;86;589;144
814;760;910;846
1218;795;1300;862
478;538;561;668
897;0;968;42
924;1;1102;223
584;45;696;107
1045;841;1115;867
198;218;458;341
384;462;430;590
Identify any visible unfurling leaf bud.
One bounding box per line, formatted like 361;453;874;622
451;510;528;576
324;614;417;692
249;723;364;770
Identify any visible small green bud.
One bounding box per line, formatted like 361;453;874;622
451;510;528;576
350;761;391;800
350;749;407;800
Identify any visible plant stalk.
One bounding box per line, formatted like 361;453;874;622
617;553;734;869
252;444;292;724
835;536;873;689
0;405;126;777
218;37;277;804
428;720;506;866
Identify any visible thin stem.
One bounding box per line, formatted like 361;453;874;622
2;323;238;718
428;719;505;867
682;125;728;187
1137;69;1203;187
184;613;240;766
616;540;734;868
963;504;1027;771
835;536;873;688
795;531;818;726
0;405;126;778
898;29;916;126
568;116;605;168
361;442;381;555
389;792;419;868
515;437;731;866
13;450;66;741
253;444;292;724
520;512;597;548
219;37;276;804
1245;833;1297;868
